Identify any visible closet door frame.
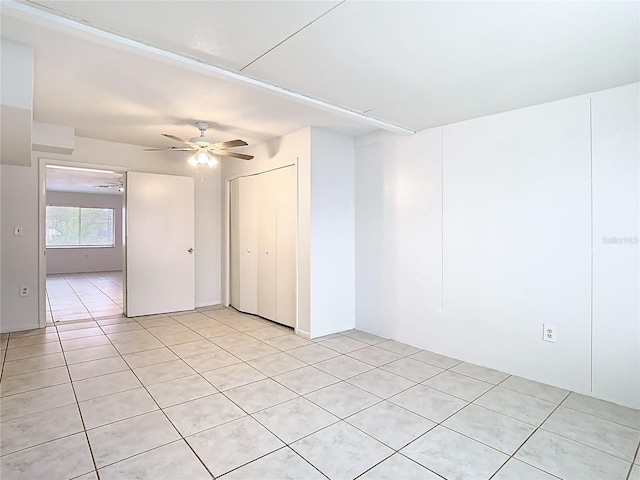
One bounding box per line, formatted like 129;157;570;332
223;163;298;329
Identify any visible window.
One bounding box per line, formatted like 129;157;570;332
46;206;115;247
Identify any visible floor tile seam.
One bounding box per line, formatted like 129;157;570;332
249;405;341;447
418;376;497;403
557;401;640;432
406;355;462;370
0;376;72;399
2;348;65;363
342;412;435;453
400;422;513;480
490;457;564;480
302;387;388;422
439;366;511;387
302;436;397;480
0;425;88;459
536;422;639;463
354;452;445;480
212;445;307;480
496;383;571;405
90;433;182;472
151;389;222;410
59;331;108;342
2;361;69;379
506;395;570;477
93;333;217;479
344;371;419;399
126;356;194;375
438;405;539;457
246;360;314;379
81;278;122;307
69;366;133;383
58;333;102;478
0;345;9;382
217;378;301;415
318;343;370;356
344;352;403;368
268;366;342;396
626;446;640;480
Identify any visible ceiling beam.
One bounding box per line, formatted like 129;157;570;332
4;0;415;136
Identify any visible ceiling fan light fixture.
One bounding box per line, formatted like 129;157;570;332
207;157;218;167
187;155;198;167
197;152;209;164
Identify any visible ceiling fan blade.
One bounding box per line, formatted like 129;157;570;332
143;147;195;152
210;139;248;149
161;133;191;144
216;150;254;160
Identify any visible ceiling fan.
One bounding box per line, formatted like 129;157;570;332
94;181;124;192
143;122;254;163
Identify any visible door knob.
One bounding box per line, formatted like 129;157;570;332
247;249;251;253
188;248;194;254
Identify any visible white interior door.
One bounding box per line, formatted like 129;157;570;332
276;166;297;327
126;172;195;317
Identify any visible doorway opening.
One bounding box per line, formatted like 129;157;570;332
43;164;125;324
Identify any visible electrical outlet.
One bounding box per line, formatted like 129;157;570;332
19;286;30;297
543;324;557;343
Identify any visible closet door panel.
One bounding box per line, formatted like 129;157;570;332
230;179;241;309
276;166;297;328
257;172;277;320
238;175;260;314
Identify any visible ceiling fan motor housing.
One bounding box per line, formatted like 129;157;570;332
191;122;214;145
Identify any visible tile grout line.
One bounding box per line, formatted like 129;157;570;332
90;315;218;479
4;312;638;479
54;321;102;480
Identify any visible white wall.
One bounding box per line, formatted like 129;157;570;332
591;84;640;408
355;83;639;408
355;128;443;339
309;128;355;337
1;164;40;332
1;134;221;333
45;191;123;274
0;39;33;167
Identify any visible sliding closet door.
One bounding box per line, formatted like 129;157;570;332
275;166;297;327
230;175;260;314
229;179;241;308
258;172;278;320
230;166;297;327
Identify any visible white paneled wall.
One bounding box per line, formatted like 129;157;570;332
442;96;592;394
355;129;443;339
591;84;640;408
355;83;639;408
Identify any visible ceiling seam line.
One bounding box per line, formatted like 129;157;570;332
4;0;414;135
239;0;346;72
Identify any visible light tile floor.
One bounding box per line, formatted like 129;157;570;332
0;307;638;479
46;272;123;323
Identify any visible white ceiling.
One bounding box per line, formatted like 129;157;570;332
46;166;123;196
1;0;638;149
